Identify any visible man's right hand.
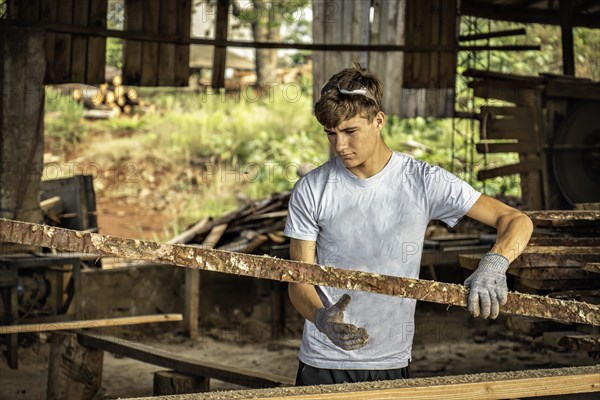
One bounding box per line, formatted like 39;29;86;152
313;294;369;350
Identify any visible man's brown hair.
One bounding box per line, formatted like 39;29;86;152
314;63;383;128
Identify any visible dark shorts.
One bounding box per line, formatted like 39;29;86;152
295;360;411;386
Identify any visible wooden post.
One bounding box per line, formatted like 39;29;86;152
1;218;600;326
47;333;104;400
153;370;209;395
211;0;230;89
559;0;575;76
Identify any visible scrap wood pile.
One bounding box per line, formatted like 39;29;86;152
459;209;600;357
170;192;291;257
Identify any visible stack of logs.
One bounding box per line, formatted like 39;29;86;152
70;75;140;119
459;209;600;357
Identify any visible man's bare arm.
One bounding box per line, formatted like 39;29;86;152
466;194;534;261
288;238;323;323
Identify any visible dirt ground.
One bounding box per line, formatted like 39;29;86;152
1;303;597;400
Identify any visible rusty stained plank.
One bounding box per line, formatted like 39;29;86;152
1;218;600;326
525;210;600;227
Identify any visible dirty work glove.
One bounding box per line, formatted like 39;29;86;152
313;294;369;351
464;253;509;319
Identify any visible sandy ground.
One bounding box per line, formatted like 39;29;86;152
1;304;598;400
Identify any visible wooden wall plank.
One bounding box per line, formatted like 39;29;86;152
41;0;58;83
86;0;107;84
141;0;160;86
312;0;326;103
368;0;383;76
17;0;41;21
439;0;458;89
384;0;404;114
54;0;73;83
123;0;144;85
339;0;352;68
71;0;90;83
174;0;192;86
158;0;177;86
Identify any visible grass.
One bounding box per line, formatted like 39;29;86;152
45;81;522;235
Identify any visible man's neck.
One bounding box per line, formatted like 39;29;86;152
348;145;393;179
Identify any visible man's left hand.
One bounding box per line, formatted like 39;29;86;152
464;253;509;319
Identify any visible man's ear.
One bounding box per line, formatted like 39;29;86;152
375;111;385;129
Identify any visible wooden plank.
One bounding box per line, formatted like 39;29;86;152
505;315;571;337
41;0;58;83
515;267;597;281
1;218;599;326
545;79;600;101
475;142;538;154
174;0;192;86
127;365;600;400
166;218;210;245
311;0;326;104
368;0;383;77
141;0;160;86
47;333;103;400
519;278;600;290
558;334;600;352
429;0;440;89
0;314;182;335
525;210;600;226
78;332;294;388
158;0;177;86
123;0;144;85
482;117;535;141
480;105;532;118
339;0;352;69
86;0;108;84
71;0;89;83
583;263;600;274
384;0;404;115
477;160;539;180
54;0;73;83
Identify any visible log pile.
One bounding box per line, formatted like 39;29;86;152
459;209;600;356
62;75;141;119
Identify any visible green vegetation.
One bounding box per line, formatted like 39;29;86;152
44;88;88;154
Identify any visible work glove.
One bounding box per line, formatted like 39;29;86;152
464;253;509;319
313;294;369;351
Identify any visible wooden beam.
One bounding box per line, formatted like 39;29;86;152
1;218;599;326
461;0;600;28
78;332;293;388
0;219;600;326
0;314;182;334
559;0;575;76
211;0;229;89
126;365;600;400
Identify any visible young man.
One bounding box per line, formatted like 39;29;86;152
284;65;533;386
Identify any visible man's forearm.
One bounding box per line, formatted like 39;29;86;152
490;212;533;263
288;283;324;323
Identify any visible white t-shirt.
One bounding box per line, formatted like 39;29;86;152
284;152;481;370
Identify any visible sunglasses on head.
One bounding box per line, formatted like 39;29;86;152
320;80;379;105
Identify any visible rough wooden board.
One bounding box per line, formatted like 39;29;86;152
505;315;571;337
0;314;182;335
583;263;600;274
558;335;600;352
525;211;600;227
125;365;600;400
1;218;599;326
78;332;293;388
